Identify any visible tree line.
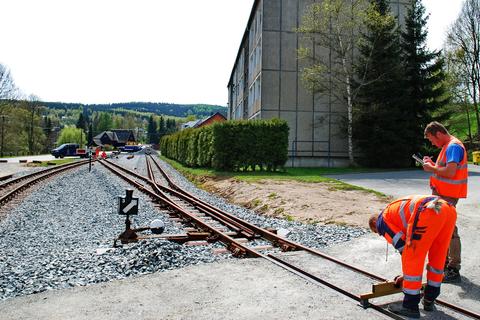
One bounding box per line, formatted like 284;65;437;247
42;101;226;118
0;95;183;155
54;111;180;148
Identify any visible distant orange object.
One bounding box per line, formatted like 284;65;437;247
101;151;107;159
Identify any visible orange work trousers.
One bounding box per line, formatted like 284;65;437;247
401;203;457;296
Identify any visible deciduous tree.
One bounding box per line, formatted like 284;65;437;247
0;64;19;99
297;0;371;165
446;0;480;140
56;126;86;146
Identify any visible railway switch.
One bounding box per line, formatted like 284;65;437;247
114;189;140;246
113;190;169;247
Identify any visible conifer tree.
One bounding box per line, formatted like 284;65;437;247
147;115;158;144
158;116;166;139
401;0;449;154
76;113;87;131
353;0;409;167
88;123;94;146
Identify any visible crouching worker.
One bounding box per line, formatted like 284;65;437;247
369;195;456;318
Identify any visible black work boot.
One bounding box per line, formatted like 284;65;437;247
443;268;461;284
422;298;436;312
388;303;420;318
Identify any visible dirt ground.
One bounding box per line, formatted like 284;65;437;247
201;178;391;228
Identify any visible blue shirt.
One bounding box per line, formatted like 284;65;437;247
446;144;464;164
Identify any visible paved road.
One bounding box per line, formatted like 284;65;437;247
1;154;57;163
328;164;479;207
325;165;480;315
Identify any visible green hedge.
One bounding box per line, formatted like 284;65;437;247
160;119;289;171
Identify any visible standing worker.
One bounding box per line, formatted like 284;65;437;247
422;121;467;283
369;195;457;318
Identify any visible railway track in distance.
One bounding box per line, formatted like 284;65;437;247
0;159;90;208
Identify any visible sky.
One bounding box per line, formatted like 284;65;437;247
0;0;464;106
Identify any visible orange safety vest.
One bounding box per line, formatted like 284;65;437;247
430;137;468;199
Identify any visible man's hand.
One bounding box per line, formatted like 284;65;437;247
423;156;434;165
422;162;435;173
394;275;404;288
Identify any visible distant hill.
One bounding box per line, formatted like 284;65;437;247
42;101;227;118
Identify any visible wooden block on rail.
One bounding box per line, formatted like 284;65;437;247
360;281;427;300
360;281;402;300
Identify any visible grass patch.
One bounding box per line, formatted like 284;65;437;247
257;204;269;213
268;192;278;199
273;208;285;215
158;155;389;198
27;159;76;167
245;198;262;209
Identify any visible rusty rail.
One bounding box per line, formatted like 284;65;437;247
146;154;480;320
99;159;262;258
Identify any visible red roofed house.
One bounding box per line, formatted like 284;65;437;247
181;112;227;130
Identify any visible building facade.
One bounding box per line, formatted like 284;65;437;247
227;0;409;167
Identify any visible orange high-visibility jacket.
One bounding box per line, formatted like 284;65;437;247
430;137;468;199
376;195;441;253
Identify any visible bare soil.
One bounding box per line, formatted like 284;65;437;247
202;178;391;228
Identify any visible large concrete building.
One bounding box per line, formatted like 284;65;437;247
227;0;409;167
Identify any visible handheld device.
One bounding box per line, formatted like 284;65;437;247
412;154;424;166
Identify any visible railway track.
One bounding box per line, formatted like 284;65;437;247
100;154;480;320
0;160;90;207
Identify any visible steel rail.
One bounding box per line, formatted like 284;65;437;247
99;159;262;258
147;154;480;319
0;160;88;190
265;254;405;320
107;158;256;239
0;160;90;206
104;158;403;319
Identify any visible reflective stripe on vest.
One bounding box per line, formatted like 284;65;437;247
399;201;408;229
438;161;468;169
434;176;468;185
392;231;405;252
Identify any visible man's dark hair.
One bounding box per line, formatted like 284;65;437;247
424;121;449;138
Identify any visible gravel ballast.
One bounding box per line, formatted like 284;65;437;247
0;155;367;301
0;164;230;301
